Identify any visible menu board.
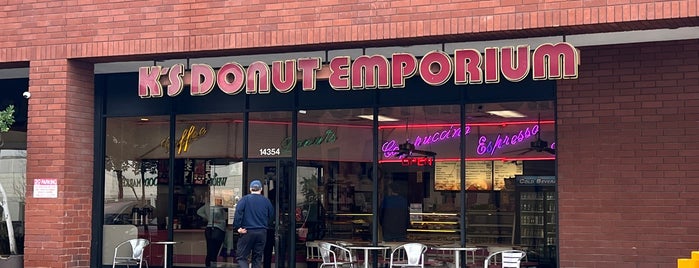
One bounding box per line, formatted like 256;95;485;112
434;161;522;191
493;161;523;190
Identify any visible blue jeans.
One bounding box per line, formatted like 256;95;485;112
236;229;267;268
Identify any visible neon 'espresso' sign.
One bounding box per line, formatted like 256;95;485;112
138;43;579;97
381;124;545;157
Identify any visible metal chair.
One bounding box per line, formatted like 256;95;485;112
388;243;427;268
318;241;356;268
483;249;526;268
112;238;150;268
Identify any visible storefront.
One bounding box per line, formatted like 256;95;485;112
2;2;698;268
94;43;574;267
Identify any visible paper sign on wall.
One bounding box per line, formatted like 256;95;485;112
33;178;58;198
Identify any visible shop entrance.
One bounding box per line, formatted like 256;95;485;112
246;159;294;268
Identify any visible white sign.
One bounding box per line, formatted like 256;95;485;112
33;178;58;198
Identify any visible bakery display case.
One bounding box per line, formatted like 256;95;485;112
326;213;372;240
466;210;515;245
408;212;460;242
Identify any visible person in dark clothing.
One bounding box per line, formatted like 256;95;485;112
197;198;228;267
379;182;410;242
234;180;275;268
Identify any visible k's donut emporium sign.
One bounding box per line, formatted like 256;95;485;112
139;43;579;98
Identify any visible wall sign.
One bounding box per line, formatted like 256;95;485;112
515;175;556;186
138;43;580;98
33;178;58;198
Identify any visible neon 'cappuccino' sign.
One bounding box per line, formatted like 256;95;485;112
381;124;545;157
138;43;579;98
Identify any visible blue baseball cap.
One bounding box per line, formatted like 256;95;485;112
250;180;262;190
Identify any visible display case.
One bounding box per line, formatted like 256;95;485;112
466;210;515;245
325;213;372;240
408;212;460;242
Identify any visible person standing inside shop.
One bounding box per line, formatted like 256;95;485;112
197;197;228;267
380;181;410;242
234;180;275;268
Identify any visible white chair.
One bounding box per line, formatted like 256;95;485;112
483;249;526;268
306;241;323;262
112;238;150;268
318;241;356;268
388;243;427;268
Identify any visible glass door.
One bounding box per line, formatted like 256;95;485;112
246;159;294;268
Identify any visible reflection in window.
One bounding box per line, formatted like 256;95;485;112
103;116;169;266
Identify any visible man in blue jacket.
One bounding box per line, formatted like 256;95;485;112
234;180;274;268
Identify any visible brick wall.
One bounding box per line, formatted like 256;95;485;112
557;39;699;267
24;60;94;268
1;0;698;62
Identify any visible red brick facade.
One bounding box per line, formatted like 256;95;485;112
1;1;698;267
558;40;699;267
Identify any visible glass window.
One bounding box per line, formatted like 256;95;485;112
378;105;462;243
295;108;374;242
248;111;292;158
171;113;244;267
103;116;169;266
0;149;25;255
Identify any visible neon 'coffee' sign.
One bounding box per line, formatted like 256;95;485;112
160;125;207;155
382;124;545;157
477;125;539;155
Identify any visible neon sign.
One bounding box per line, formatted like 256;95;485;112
160;125;207;155
382;125;470;157
280;129;337;151
401;157;434;167
477;125;539;155
382;124;545;157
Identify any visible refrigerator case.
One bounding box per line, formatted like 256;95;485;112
515;175;557;268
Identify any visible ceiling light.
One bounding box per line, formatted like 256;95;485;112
139;118;150;122
486;110;526;118
298;110;307;114
357;115;400;122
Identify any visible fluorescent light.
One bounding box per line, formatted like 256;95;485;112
298;110;307;114
139;118;150;122
357;115;400;122
486;110;526;118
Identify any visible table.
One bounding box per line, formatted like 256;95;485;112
430;246;479;268
347;245;391;268
152;241;179;268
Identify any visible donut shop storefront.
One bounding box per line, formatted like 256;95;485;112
97;42;576;267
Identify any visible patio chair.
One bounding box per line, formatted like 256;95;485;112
483;249;526;268
318;241;356;268
112;238;150;268
388;242;427;268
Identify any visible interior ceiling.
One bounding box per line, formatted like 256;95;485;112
299;101;555;126
117;101;554;126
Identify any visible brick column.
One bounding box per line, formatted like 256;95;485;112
24;59;94;268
